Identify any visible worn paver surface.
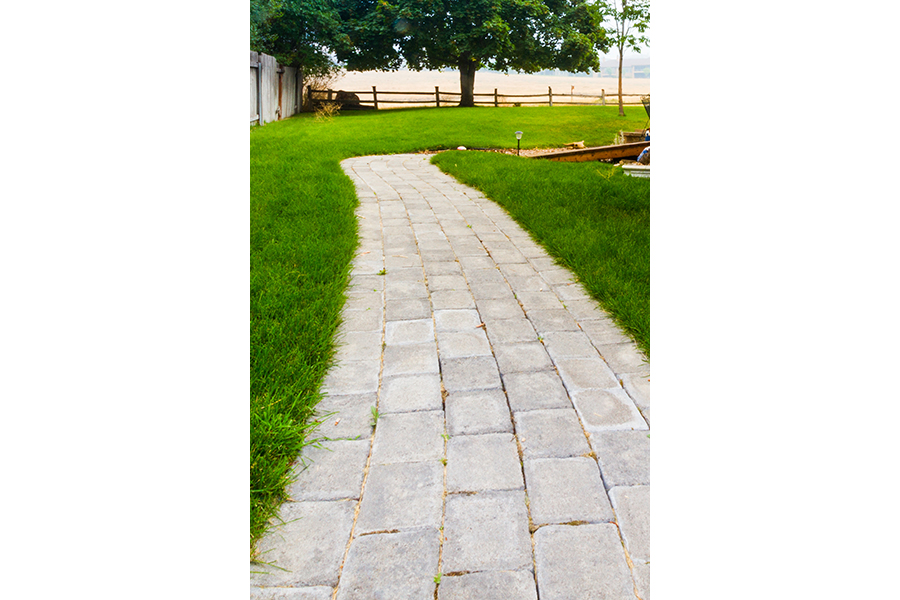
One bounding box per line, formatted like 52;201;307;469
251;154;651;599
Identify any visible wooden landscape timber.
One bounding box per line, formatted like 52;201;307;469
533;140;649;162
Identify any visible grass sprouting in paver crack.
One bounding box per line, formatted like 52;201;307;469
250;106;648;558
432;151;649;356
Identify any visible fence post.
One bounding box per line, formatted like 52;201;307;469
327;89;333;102
435;86;440;108
494;89;499;107
372;86;378;110
307;85;313;110
601;89;605;106
548;86;553;107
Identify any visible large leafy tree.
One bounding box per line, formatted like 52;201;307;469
252;0;342;76
604;0;649;116
334;0;611;107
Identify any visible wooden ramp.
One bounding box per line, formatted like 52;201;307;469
533;141;649;163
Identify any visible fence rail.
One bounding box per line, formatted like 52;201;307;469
308;86;646;110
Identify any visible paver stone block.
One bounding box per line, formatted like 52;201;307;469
514;408;591;459
250;501;355;588
446;433;524;492
288;440;370;501
523;457;614;526
441;491;532;573
355;461;444;534
336;529;440;600
371;410;445;464
533;524;634;600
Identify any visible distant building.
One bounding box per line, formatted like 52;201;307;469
599;57;650;79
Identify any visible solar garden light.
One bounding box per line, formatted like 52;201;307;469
515;131;523;155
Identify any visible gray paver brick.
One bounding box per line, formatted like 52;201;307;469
539;331;597;360
250;501;355;587
386;297;432;321
313;393;376;440
621;372;650;423
446;433;524;492
434;309;482;331
379;374;443;413
336;529;440;600
445;389;513;436
427;274;468;290
590;430;651;489
469;282;516;300
250;587;334;600
424;261;463;276
288;440;370;501
371;411;445;464
524;458;614;526
484;318;538;344
554;357;619;392
431;290;476;310
526;309;579;332
475;297;523;320
385;319;434;345
533;524;634;600
494;342;554;374
570;388;648;432
632;561;651;600
515;291;563;311
341;307;384;335
437;571;537;600
595;342;649;374
579;318;632;346
436;329;492;358
514;408;591;458
442;491;532;573
355;461;444;534
503;371;571;412
441;356;502;392
609;485;650;562
322;360;380;395
382;342;439;377
335;330;383;362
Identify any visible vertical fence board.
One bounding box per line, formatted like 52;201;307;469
250;51;260;123
259;53;279;125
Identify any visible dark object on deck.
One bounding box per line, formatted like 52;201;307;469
641;95;650;118
533;141;649;163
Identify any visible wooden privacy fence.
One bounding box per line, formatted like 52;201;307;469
251;51;303;126
309;86;646;109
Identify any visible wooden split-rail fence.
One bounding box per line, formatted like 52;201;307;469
308;86;646;110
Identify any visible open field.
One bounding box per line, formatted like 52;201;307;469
328;69;651;108
250;106;649;555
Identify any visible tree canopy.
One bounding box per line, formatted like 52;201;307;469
334;0;611;106
252;0;613;107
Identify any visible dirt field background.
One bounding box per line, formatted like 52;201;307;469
328;69;650;108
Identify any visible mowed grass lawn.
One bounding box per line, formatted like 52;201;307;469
250;106;649;556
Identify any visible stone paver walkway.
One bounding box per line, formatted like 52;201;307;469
251;154;651;600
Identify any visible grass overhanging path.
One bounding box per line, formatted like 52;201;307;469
250;106;649;557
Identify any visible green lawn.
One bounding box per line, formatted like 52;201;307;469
250;106;648;557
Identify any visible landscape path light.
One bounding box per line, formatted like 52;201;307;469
515;131;523;156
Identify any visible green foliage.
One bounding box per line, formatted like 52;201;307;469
333;0;612;105
605;0;650;55
252;0;343;75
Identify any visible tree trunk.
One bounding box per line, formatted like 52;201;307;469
617;45;625;116
459;58;477;107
